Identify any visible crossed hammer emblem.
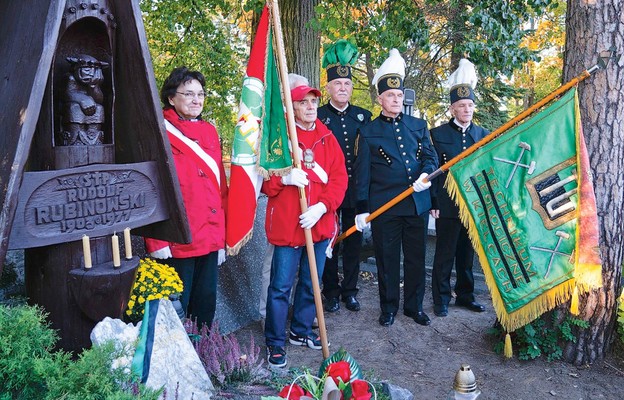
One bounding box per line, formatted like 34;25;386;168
494;142;537;188
530;230;573;279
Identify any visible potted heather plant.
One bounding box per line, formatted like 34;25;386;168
125;258;184;322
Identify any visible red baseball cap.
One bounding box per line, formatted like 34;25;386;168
290;85;322;101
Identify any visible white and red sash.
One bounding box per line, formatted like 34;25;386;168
165;120;221;190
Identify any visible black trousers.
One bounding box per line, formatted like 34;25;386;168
431;217;475;306
371;213;427;315
322;207;362;299
167;252;218;329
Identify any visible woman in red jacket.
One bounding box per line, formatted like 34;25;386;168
263;77;348;368
145;66;227;329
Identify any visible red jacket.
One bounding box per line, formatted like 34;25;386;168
262;120;347;247
145;108;228;257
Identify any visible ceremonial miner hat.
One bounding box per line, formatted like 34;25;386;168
322;39;359;81
372;49;406;94
66;54;109;69
448;58;477;104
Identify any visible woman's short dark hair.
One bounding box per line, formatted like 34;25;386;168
160;66;206;109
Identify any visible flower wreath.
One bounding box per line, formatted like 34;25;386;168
264;349;375;400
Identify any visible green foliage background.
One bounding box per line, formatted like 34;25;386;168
141;0;249;151
141;0;565;153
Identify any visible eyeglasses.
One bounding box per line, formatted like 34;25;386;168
176;91;206;100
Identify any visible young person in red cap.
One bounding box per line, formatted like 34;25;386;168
263;75;347;368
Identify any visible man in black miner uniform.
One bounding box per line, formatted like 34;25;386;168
354;49;438;327
319;40;372;313
430;59;488;317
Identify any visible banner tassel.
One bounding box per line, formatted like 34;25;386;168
570;286;580;315
504;333;513;359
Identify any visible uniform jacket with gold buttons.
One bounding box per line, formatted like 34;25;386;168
354;112;438;216
430;118;489;218
318;103;372;209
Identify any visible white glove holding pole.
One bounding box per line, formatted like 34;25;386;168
218;248;226;266
299;203;327;229
281;168;309;188
412;173;431;192
150;246;172;259
355;213;371;231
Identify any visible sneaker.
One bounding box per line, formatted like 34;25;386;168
288;331;325;349
267;345;287;368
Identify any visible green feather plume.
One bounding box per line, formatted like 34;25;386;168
322;39;359;68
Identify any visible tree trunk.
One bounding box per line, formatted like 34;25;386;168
365;52;377;107
279;0;320;88
562;0;624;365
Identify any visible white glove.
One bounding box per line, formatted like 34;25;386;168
281;168;309;188
355;213;371;232
412;173;431;192
218;249;226;266
299;203;327;229
150;246;172;259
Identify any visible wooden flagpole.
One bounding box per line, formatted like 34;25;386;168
336;67;596;245
269;0;330;359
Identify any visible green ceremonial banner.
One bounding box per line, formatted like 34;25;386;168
226;5;291;255
258;28;291;175
446;87;602;332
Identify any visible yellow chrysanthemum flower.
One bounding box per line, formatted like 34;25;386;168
125;258;184;321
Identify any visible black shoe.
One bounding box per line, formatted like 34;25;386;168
413;311;431;326
379;312;395;326
288;331;324;349
324;297;340;313
403;310;418;318
456;299;485;312
343;295;361;311
266;345;287;368
434;304;448;317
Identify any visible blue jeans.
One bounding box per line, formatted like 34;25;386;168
265;240;329;347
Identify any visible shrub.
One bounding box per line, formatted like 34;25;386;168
185;319;264;387
0;304;160;399
489;310;590;361
0;304;57;398
617;290;624;344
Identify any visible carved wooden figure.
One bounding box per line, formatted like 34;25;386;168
62;55;109;145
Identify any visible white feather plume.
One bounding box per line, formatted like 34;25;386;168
447;58;478;89
372;48;406;85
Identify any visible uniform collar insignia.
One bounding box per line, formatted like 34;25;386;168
379;112;403;123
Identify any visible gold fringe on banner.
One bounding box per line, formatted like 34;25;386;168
504;333;513;359
570;286;580;315
445;175;580;332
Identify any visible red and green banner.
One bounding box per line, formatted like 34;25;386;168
226;5;291;255
446;87;602;332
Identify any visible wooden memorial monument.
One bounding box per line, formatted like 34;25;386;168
0;0;191;352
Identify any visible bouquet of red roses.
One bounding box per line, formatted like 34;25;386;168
264;349;374;400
